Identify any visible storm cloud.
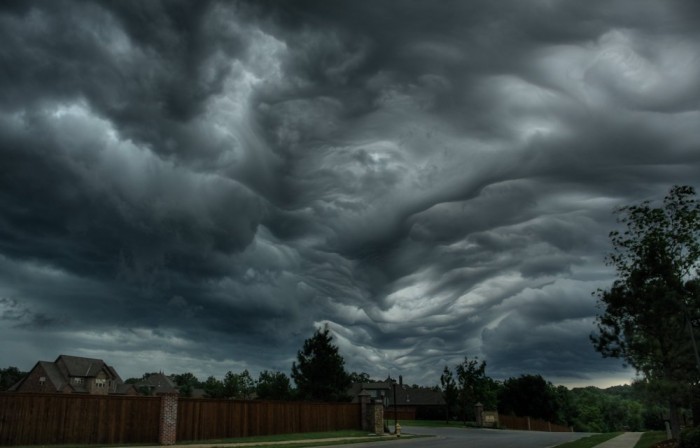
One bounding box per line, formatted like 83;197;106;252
2;0;700;387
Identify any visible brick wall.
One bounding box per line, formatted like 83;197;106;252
14;364;54;393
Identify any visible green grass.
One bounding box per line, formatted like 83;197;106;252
634;431;670;448
551;432;623;448
11;431;391;448
180;430;372;444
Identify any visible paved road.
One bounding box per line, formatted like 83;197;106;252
319;426;595;448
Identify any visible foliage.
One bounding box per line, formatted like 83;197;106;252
291;325;351;402
498;374;559;423
257;370;293;400
203;375;225;398
680;427;700;448
592;185;700;437
454;357;498;421
172;372;202;397
348;372;373;384
223;369;256;399
440;365;459;422
566;386;645;432
0;366;25;391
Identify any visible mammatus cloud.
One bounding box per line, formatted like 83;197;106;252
1;0;699;387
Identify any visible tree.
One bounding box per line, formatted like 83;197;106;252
592;185;700;438
348;371;372;384
0;366;25;391
223;370;255;399
454;357;497;422
291;325;351;402
498;374;559;422
256;370;292;400
172;372;201;397
203;375;225;398
440;365;458;423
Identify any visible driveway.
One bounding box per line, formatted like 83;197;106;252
319;426;595;448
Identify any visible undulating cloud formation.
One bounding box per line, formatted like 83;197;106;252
2;0;700;387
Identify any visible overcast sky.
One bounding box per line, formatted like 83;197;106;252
2;0;700;389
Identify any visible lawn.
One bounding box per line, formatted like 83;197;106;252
550;432;623;448
634;431;670;448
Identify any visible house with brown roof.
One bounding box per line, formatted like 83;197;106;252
10;354;136;395
135;372;179;395
348;376;446;420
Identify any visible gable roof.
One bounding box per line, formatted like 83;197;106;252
137;373;179;393
394;386;445;406
56;355;111;378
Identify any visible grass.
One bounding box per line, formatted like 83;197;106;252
199;430;420;448
180;430;372;444
634;431;670;448
11;431;396;448
551;432;623;448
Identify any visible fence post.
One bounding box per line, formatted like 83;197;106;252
527;416;531;431
158;392;179;445
371;399;384;434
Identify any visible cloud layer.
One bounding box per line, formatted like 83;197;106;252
2;0;700;386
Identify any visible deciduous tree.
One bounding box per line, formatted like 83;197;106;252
455;357;497;422
256;370;292;400
592;185;700;438
440;365;458;423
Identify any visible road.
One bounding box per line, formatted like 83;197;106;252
320;426;595;448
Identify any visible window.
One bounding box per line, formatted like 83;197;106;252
72;377;84;385
39;377;46;385
96;379;106;388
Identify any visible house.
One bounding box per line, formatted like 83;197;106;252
135;372;180;395
348;376;446;420
10;354;136;395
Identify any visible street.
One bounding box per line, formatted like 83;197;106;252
320;426;595;448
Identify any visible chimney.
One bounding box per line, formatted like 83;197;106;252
399;375;403;386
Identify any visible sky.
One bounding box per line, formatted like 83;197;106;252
2;0;700;389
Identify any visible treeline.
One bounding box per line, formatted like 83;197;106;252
440;357;667;432
0;326;367;403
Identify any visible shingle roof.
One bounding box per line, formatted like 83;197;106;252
38;361;66;391
56;355;108;377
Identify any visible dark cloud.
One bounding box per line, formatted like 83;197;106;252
1;0;698;387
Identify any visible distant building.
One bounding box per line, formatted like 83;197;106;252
135;372;179;395
10;354;136;395
348;376;445;420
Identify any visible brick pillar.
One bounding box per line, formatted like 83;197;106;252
158;392;179;445
372;400;384;434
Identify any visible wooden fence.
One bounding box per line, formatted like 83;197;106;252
0;393;160;446
0;393;362;446
499;414;572;432
177;399;361;441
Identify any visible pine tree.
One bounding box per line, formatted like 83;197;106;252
291;324;351;402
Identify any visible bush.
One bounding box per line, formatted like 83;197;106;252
679;427;700;448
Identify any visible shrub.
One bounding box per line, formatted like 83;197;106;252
679;427;700;448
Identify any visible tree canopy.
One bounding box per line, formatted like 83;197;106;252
592;185;700;437
291;325;351;402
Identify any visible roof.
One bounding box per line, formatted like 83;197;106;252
394;387;445;406
39;361;67;391
56;355;112;378
137;373;179;394
348;381;445;406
